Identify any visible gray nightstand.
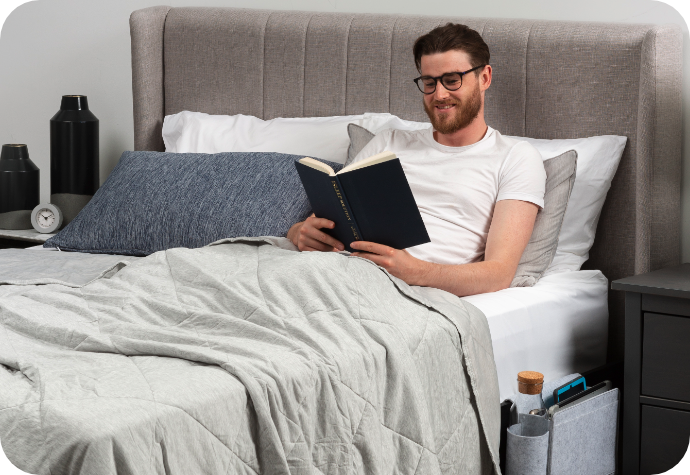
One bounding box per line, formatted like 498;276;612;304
612;264;690;475
0;229;55;249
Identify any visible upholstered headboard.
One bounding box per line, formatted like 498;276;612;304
129;6;683;362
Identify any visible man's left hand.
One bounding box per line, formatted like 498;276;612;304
350;241;430;286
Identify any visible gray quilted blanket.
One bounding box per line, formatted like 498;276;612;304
0;238;500;475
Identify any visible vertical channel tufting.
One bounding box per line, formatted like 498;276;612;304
481;19;531;137
640;26;683;273
301;14;313;118
636;28;656;277
388;18;398;114
263;11;312;119
164;7;271;118
345;15;397;115
130;6;171;151
262;12;272;120
646;26;682;271
303;13;355;117
523;22;534;137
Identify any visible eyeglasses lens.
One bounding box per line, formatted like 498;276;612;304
441;73;463;91
420;77;437;93
417;73;464;94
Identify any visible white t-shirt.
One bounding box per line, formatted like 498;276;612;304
352;126;546;265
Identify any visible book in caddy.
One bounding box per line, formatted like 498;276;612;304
295;151;430;252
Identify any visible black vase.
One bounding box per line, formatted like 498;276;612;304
0;144;40;230
50;95;99;226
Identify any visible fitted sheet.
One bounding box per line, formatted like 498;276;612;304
463;270;608;400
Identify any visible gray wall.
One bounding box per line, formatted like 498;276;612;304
1;0;688;260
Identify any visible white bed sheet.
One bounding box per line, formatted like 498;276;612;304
463;269;608;400
26;245;609;401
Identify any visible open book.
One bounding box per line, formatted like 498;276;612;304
294;151;430;251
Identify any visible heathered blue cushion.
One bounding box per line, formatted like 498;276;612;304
44;151;341;256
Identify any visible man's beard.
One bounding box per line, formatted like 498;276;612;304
423;82;482;135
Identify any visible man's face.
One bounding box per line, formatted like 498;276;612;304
420;50;484;135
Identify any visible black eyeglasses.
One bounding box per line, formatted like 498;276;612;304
413;65;486;94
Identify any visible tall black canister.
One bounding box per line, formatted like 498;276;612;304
0;144;39;229
50;95;98;226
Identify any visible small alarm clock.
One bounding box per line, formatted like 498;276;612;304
31;203;64;234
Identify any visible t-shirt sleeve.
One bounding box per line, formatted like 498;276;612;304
496;141;546;208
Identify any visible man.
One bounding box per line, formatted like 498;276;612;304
287;23;546;297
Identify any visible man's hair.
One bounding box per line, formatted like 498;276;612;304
413;23;490;72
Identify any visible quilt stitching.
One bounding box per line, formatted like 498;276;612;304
164;251;208;347
23;391;262;474
372;272;501;472
0;241;499;475
128;357;162;475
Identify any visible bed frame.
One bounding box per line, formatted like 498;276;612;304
129;6;683;362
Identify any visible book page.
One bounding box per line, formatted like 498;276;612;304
338;151;396;174
298;157;335;176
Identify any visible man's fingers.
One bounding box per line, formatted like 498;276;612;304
301;237;332;252
306;216;335;230
301;237;338;252
312;231;343;251
301;224;344;251
350;241;393;256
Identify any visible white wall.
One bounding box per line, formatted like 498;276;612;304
1;0;688;259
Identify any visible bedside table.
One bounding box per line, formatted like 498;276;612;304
0;229;55;249
612;264;690;475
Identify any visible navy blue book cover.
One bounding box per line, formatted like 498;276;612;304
295;157;430;251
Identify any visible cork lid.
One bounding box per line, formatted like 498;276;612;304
517;371;544;395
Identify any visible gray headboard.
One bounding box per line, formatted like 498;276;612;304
129;6;683;362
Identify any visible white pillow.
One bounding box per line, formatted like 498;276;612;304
354;113;627;272
360;112;430;134
509;135;626;274
162;111;364;164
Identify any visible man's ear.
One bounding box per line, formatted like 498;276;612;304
480;65;493;91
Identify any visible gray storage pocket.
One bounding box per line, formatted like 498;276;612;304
503;380;619;475
547;388;619;475
507;415;550;475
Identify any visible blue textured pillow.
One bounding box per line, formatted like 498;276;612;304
44;151;341;256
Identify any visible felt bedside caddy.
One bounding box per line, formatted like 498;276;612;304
503;374;619;475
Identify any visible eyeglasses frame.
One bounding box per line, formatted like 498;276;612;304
413;65;487;94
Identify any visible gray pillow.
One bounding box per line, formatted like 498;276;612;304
44;151;342;256
346;123;375;166
511;150;578;287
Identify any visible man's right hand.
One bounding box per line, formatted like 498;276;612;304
287;215;345;252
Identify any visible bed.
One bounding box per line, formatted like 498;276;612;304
0;6;682;475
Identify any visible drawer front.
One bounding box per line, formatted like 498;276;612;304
640;405;690;475
642;313;690;403
643;294;690;317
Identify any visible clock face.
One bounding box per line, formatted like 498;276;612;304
36;209;56;228
31;203;63;234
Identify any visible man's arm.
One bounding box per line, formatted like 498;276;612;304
350;199;538;297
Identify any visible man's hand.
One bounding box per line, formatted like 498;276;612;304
350;241;431;285
287;215;345;252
